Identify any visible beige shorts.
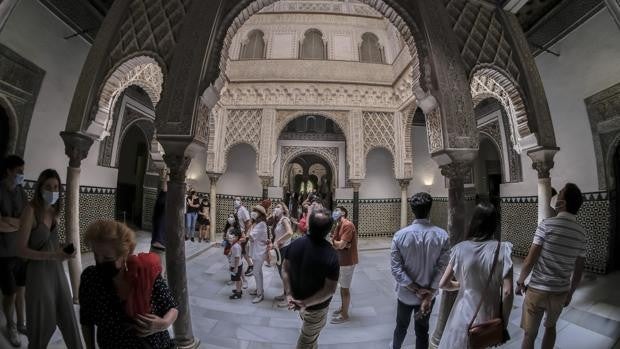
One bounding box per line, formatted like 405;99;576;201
339;265;356;289
521;287;568;333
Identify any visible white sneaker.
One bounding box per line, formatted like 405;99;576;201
7;325;21;347
242;280;248;289
226;280;234;286
252;294;264;304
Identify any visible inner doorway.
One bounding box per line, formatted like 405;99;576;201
116;124;149;228
0;105;10;157
285;154;334;215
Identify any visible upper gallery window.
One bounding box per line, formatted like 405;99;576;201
240;30;266;59
360;32;385;63
300;29;327;60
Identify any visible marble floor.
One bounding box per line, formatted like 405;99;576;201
1;237;619;349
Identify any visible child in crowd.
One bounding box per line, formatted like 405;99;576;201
227;228;243;299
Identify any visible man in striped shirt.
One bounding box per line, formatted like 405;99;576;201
516;183;586;349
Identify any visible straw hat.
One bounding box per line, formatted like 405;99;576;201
252;205;267;217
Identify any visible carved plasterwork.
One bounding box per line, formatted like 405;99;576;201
106;0;191;69
443;0;520;80
280;145;339;187
220;83;407;110
363;111;395;158
275;110;350;143
425;108;444;154
193;101;210;146
260;1;382;18
471;67;530;153
224;109;263;157
585;82;620;190
86;56;164;139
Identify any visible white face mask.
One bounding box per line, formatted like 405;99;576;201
549;196;557;210
42;190;60;205
227;234;236;242
227;217;235;225
274;207;283;217
250;211;258;220
234;200;241;208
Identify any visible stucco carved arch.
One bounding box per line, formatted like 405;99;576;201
222;141;260;174
0;96;18;156
275;110;349;144
85;55;165;140
470;65;531;153
279;147;339;188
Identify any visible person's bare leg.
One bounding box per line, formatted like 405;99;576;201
340;287;351;319
541;326;556;349
2;293;16;326
15;287;25;327
521;332;536;349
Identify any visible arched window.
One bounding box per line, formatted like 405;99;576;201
306;116;316;132
240;30;266;59
300;29;326;60
360;32;385;63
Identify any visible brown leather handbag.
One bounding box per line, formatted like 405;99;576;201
468;240;508;348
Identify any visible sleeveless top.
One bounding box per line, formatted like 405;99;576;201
274;216;292;248
29;213;59;253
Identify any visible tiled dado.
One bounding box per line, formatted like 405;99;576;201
23;181;116;252
336;199;402;238
501;192;611;274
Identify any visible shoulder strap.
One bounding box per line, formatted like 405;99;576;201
468;240;501;329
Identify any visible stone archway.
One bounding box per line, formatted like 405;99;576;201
0;96;17;156
471;66;532;152
279;147;339;188
85;55;164;139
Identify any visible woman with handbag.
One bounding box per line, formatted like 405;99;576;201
438;203;514;349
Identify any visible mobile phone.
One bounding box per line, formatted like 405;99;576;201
63;243;75;255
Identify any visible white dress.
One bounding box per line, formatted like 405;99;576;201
438;240;513;349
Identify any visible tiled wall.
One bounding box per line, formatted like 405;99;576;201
336;199;401;238
23;181;116;252
500;192;611;274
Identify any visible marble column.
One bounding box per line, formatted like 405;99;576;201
163;153;199;349
207;173;220;243
398;179;411;228
528;147;558;222
350;180;361;228
60;131;94;303
260;176;271;200
430;161;472;349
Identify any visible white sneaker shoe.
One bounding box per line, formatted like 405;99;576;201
7;325;21;347
252;294;264;304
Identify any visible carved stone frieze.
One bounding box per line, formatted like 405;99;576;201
220;83;408;110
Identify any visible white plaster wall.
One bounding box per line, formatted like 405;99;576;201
360;148;400;198
187;151;211;193
501;9;620;195
0;0;118;186
408;126;447;197
217;144;262;197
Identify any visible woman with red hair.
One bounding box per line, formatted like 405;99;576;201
79;220;178;349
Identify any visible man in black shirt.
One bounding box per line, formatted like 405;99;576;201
282;207;339;349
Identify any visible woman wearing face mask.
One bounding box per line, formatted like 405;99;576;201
79;220;178;349
17;169;83;348
185;190;200;242
248;205;268;303
271;202;293;306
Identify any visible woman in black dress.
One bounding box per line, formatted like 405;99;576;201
80;220;178;349
197;197;210;243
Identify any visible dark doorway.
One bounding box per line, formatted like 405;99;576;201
116;125;148;229
613;146;620;270
0;106;10;157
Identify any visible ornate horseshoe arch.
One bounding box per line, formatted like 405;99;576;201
279;146;339;188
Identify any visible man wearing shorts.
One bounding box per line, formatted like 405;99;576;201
0;155;28;347
516;183;587;349
330;206;358;324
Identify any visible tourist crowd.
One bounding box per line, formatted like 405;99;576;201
0;154;587;349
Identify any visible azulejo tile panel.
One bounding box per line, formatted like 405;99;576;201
214;195;281;238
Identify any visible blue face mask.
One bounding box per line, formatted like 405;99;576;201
332;211;342;221
14;174;25;187
42;190;60;205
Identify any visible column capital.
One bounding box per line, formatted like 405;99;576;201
207;172;221;183
163;153;191;183
348;179;362;191
440;161;472;180
259;176;273;188
527;146;559;179
398;179;411;189
60;131;95;168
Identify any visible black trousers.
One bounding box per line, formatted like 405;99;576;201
392;298;435;349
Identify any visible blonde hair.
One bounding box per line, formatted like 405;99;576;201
85;220;137;258
277;201;289;216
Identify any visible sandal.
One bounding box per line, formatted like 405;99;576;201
330;315;349;324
